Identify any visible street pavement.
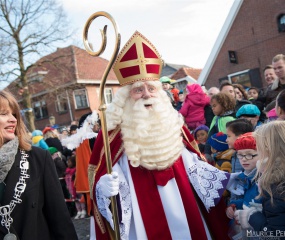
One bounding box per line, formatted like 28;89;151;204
72;216;90;240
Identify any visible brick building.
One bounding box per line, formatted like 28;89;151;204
198;0;285;89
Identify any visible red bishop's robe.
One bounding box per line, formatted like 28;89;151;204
88;125;230;240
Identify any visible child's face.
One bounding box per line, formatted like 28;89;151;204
248;89;258;99
196;130;208;143
211;98;223;116
67;159;73;168
226;128;239;149
178;93;185;102
237;149;258;172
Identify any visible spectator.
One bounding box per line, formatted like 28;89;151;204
175;90;185;111
160;76;176;107
204;87;219;127
236;104;262;129
69;124;78;135
265;54;285;106
205;92;236;162
227;133;262;239
43;126;64;153
179;83;210;130
208;132;234;173
226;119;254;173
233;84;248;101
207;87;220;98
193;125;209;154
235;121;285;233
275;89;285;120
260;64;277;97
0;90;77;239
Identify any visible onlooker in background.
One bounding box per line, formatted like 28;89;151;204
43;126;64;153
247;87;259;100
160;76;176;107
170;81;180;105
264;64;277;86
266;108;278;122
208;132;234;172
193;125;209;155
179;83;210;130
236;104;262;129
31;129;49;150
220;81;236;99
275;89;285;120
235;121;285;233
205;92;236;162
227;133;262;239
265;54;285;106
247;87;266;122
69;124;78;135
175;90;185;111
65;155;87;219
0;90;77;239
207;86;220;98
220;81;251;114
233;84;248;101
226;119;254;173
204;87;219;127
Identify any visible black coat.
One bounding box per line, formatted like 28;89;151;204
249;184;285;238
0;147;78;240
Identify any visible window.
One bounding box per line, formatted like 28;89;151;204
27;71;48;83
228;70;251;87
74;89;89;109
33;100;48;120
96;87;113;105
55;93;68;113
277;14;285;32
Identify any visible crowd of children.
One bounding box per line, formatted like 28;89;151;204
179;83;285;239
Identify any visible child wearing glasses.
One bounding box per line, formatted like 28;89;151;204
226;132;262;239
234;121;285;234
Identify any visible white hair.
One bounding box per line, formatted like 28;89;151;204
106;81;184;170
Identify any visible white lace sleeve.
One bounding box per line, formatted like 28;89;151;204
182;148;228;211
95;162;132;240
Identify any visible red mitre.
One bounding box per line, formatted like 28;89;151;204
113;31;163;86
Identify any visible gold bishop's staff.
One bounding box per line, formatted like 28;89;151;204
83;11;121;240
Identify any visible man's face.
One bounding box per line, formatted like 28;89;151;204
248;89;258;99
273;59;285;81
130;82;158;108
264;68;276;85
162;83;170;91
221;85;235;98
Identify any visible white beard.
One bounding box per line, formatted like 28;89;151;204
120;93;184;170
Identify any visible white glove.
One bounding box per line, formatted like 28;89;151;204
234;208;257;229
98;172;119;198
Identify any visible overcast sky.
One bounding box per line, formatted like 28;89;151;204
59;0;235;69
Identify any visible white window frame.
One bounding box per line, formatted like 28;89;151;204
73;89;89;109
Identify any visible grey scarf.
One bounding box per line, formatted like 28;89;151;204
0;137;19;183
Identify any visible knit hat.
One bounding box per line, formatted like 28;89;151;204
48;147;58;155
207;132;229;152
193;125;209;140
236;104;261;118
160;76;171;84
234;132;256;150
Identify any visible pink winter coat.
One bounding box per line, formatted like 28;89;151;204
179;84;210;130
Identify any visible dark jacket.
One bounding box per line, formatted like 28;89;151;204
249;184;285;237
0;147;78;240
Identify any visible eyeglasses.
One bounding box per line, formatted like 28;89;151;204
237;154;258;160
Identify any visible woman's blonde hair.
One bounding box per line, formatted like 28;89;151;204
0;90;31;151
254;121;285;202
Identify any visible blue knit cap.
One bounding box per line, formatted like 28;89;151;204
207;132;229;152
236;104;261;118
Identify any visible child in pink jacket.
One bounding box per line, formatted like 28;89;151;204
179;84;210;130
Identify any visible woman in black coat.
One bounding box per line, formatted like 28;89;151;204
0;90;78;240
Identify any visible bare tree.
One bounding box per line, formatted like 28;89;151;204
0;0;73;131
